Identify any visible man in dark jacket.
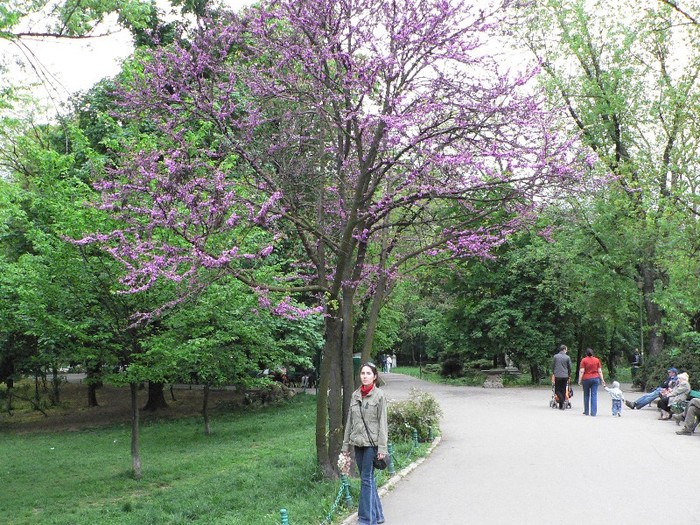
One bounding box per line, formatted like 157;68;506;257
552;344;572;410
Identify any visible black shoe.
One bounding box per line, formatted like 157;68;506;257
625;400;635;410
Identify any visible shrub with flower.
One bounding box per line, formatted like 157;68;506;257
388;388;442;442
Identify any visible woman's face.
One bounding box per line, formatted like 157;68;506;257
360;366;376;386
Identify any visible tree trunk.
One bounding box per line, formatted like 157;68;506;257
85;364;102;407
87;383;100;407
316;309;348;478
50;368;60;405
130;382;142;480
361;219;392;366
641;265;665;357
202;384;211;436
328;317;344;473
361;273;387;365
341;286;356;421
5;384;13;413
142;382;168;411
316;315;337;477
574;327;584;379
604;328;616;378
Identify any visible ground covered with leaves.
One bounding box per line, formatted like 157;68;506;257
0;380;277;433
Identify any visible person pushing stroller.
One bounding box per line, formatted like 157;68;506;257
552;345;572;410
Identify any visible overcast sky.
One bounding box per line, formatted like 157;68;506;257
1;1;255;112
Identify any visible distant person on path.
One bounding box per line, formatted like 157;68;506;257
631;348;642;382
625;367;678;410
386;355;393;373
604;380;625;417
631;349;642;367
552;345;572;410
392;353;397;369
342;362;388;525
578;348;606;416
676;398;700;435
657;372;690;420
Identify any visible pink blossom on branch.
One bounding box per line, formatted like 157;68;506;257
81;0;585;313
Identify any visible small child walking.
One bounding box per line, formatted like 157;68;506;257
604;380;625;417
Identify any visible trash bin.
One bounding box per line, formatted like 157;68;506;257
353;354;362;379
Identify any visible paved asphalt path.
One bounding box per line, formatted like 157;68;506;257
373;372;700;525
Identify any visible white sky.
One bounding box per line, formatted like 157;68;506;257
1;1;256;112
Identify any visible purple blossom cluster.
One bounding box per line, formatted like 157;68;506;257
81;0;587;317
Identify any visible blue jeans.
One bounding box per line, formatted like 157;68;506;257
355;446;385;525
612;399;622;416
582;378;600;416
633;387;662;409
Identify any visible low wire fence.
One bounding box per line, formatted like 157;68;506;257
279;427;436;525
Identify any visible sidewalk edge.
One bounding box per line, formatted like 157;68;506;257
338;435;442;525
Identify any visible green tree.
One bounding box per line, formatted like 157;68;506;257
514;0;700;357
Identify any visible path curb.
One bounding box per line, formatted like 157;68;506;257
338;435;442;525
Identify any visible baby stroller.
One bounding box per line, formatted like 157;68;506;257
549;376;573;409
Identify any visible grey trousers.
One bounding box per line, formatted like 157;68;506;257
683;398;700;432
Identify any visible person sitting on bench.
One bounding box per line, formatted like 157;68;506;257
625;367;678;410
657;372;690;420
676;398;700;435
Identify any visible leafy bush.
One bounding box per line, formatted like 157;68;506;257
440;358;463;378
638;347;700;391
388;388;443;442
466;359;492;370
423;363;441;374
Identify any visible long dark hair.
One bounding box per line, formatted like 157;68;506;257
585;348;593;357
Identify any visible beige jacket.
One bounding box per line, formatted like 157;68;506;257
341;386;389;455
668;380;691;406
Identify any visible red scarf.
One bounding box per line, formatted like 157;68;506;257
360;383;375;398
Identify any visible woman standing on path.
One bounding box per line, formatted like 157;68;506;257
342;363;389;525
578;348;606;416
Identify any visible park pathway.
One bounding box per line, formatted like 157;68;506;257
372;373;700;525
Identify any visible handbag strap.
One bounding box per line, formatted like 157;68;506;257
358;399;377;448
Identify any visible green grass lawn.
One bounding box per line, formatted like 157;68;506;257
1;394;433;525
1;395;334;525
392;366;484;386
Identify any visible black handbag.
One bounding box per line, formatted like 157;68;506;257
358;399;387;470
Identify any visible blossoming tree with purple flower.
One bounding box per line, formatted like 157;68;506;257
82;0;585;475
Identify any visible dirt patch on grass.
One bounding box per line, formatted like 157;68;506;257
0;381;253;433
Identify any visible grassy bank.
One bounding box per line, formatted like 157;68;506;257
1;393;431;525
2;395;330;525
